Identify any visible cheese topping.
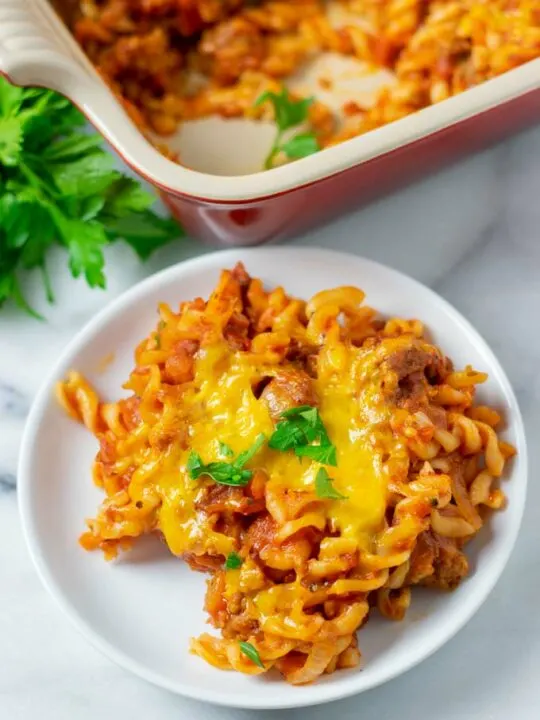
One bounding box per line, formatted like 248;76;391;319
135;337;406;558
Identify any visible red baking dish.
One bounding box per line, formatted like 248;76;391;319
1;0;539;245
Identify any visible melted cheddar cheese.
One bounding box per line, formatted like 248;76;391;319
140;335;410;558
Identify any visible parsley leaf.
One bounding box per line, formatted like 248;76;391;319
225;552;243;570
268;406;337;466
295;443;337;466
194;463;252;486
235;433;266;468
219;442;235;458
102;177;155;215
0;76;182;316
239;641;265;669
48;152;119;198
0;82;23;117
281;132;320;160
281;405;318;422
63;220;108;289
187;435;266;486
104;211;182;261
42;134;103;162
255;89;313;132
268;420;308;452
255;87;319;169
314;467;347;500
0;117;23;166
186;451;203;476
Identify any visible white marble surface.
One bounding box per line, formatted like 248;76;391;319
2;124;540;720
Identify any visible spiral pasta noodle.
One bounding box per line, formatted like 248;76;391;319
57;263;515;684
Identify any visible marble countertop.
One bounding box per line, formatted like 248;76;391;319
2;124;540;720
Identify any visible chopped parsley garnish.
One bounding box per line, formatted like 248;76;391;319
268;405;337;466
235;433;266;468
187;455;251;486
219;441;234;458
239;641;264;668
314;467;348;500
255;88;319;169
225;552;243;570
187;433;266;487
295;443;337;466
186;451;203;477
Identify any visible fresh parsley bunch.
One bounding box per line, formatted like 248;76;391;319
0;78;181;317
255;88;320;169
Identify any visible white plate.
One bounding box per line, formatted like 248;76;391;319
18;248;527;709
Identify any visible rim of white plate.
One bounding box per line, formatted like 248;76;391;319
18;247;528;709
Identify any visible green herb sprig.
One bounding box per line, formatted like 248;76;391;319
255;88;320;170
0;78;181;317
225;552;243;570
315;467;348;500
187;433;266;487
239;641;265;669
268;405;337;467
219;441;235;458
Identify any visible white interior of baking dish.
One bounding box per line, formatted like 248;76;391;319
1;0;539;200
170;51;395;176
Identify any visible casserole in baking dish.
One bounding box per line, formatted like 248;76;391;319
1;0;539;245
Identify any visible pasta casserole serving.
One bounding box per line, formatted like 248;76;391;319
57;264;515;685
58;0;540;168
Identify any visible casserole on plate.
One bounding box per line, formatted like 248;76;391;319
18;247;528;707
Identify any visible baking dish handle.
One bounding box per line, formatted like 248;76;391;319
0;0;173;182
0;0;99;90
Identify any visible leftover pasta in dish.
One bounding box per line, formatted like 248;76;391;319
58;0;540;165
57;264;515;684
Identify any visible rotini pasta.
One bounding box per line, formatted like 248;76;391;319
57;263;515;685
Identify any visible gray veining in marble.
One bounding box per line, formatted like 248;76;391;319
0;383;30;419
1;123;540;720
